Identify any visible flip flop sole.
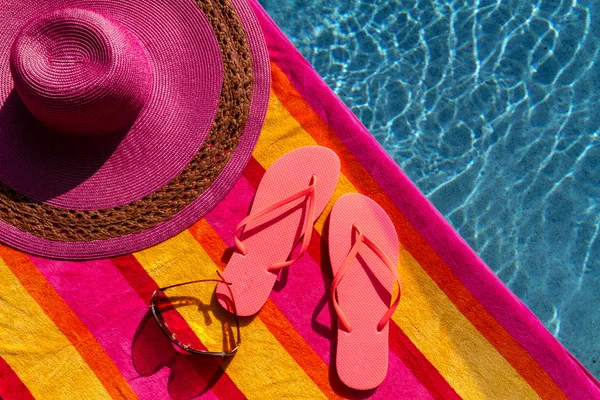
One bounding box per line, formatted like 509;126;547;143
329;193;399;390
218;146;340;316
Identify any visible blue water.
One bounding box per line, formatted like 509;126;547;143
260;0;600;378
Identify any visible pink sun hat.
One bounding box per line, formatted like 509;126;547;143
0;0;270;259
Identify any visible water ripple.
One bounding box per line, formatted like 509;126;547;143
261;0;600;377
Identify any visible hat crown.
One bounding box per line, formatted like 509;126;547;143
9;8;152;136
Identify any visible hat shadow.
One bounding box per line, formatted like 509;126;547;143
132;309;235;400
0;90;128;202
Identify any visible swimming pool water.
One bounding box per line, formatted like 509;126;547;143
260;0;600;378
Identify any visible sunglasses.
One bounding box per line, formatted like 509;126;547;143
149;272;241;357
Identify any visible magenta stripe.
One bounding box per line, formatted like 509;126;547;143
204;176;434;399
249;1;600;397
29;256;218;400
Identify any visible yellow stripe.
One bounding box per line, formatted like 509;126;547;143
0;258;112;400
133;230;327;400
252;91;540;399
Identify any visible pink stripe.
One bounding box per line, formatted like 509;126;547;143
205;177;434;399
249;1;600;397
29;256;218;400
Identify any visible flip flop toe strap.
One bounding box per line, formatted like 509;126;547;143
234;175;317;273
331;224;402;333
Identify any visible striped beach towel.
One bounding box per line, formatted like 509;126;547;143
1;1;599;399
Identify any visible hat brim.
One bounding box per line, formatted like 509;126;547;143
0;0;270;259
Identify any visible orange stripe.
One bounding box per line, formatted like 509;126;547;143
189;219;346;400
0;246;138;400
269;61;567;400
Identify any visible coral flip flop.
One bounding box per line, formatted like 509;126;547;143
329;193;402;390
217;146;340;316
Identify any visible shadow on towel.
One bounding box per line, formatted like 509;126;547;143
132;310;232;400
